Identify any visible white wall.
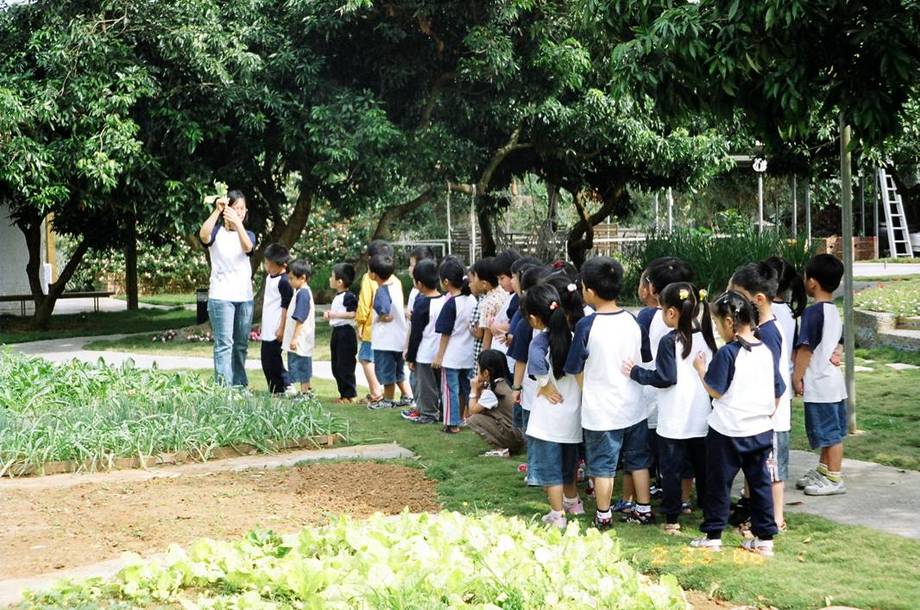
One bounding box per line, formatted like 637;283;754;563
1;202;47;314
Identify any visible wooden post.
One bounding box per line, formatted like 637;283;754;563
125;212;139;311
839;113;856;433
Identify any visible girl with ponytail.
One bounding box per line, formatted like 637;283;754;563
433;257;476;434
519;282;583;529
688;290;782;557
763;256;807;373
622;282;716;533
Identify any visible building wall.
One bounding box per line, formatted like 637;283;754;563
1;202;49;314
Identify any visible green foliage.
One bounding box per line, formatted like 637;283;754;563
0;350;348;473
25;512;687;609
855;279;920;317
620;229;817;301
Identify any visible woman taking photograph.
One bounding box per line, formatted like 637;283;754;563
199;190;257;386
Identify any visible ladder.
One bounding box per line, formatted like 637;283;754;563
877;169;913;257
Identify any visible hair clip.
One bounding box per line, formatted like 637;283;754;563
699;288;708;300
549;301;559;311
567;283;577;293
462;275;468;281
679;288;690;300
552;260;565;270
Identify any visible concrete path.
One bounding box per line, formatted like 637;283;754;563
0;297;176;317
853;262;920;278
0;443;415;607
783;449;920;539
10;333;368;388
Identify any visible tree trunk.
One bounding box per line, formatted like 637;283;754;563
477;201;496;257
371;188;436;241
125;212;139;310
566;185;628;268
30;236;91;329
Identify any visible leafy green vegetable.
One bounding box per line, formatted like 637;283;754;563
0;350;348;475
25;512;688;609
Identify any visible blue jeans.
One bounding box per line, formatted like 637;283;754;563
208;299;253;387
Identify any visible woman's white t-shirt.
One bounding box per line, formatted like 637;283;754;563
203;224;256;302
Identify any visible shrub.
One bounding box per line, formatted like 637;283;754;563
619;228;817;303
28;512;687;609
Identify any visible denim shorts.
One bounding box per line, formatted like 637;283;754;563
804;400;848;449
584;419;652;478
287;353;312;383
767;430;790;482
358;340;374;362
512;403;524;431
373;349;405;385
526;437;579;487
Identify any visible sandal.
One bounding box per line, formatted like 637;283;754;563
480;448;510;458
443;425;461;434
663;523;682;536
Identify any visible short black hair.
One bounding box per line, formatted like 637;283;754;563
412;258;439;289
409;245;436;263
580;256;623;301
520;265;550;292
289;259;312;279
805;254;844;292
472;257;499;287
367;240;392;258
263;243;290;266
332;262;355;288
730;261;779;300
369;253;395;281
646;257;695;294
511;256;542;275
494;249;521;277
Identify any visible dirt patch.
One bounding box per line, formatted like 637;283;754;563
1;462;438;580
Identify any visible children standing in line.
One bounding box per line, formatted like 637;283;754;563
405;246;437;396
259;243;293;395
730;262;792;529
282;259;315;395
522;282;584;529
508;264;551;435
764;256;807;371
355;241;389;405
565;256;652;529
624;282;717;534
691;291;781;557
793;254;848;496
486;250;520;357
368;252;413;408
324;262;358;403
475;258;506;353
433;257;476;434
403;259;446;424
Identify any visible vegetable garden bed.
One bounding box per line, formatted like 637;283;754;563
0;351;348;476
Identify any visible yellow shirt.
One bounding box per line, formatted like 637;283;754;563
355;272;378;342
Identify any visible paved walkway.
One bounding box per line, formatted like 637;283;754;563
10;333;368;388
853;261;920;277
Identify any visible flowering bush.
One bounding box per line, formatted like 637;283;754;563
30;512;687;609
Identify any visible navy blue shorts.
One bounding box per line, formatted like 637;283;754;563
584;419;652;478
358;340;374;362
373;349;405;385
804;400;848;449
526;437;579;487
287;353;312;383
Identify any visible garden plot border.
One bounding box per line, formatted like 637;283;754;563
2;434;345;478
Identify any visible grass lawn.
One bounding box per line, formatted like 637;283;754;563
218;371;920;610
854;277;920;316
788;347;920;471
0;308;197;344
114;292;197;306
85;319;335;361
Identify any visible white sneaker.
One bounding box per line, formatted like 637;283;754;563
563;497;585;516
689;537;722;552
541;511;567;529
740;537;774;557
795;468;820;490
804;474;847;496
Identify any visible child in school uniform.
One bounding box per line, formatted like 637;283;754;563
624;282;717;534
368;252;412;408
324;263;358;403
691;291;782;557
564;256;652;529
282;259;315;395
793;254;848;496
765;256;807;362
486;249;520;358
402;259;446;424
508;264;551;435
405;246;437;396
467;349;525;455
730;262;793;530
433;257;476;434
522;282;584;529
356;241;390;406
259;243;293;394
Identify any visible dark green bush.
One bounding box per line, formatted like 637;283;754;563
619;228;817;304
